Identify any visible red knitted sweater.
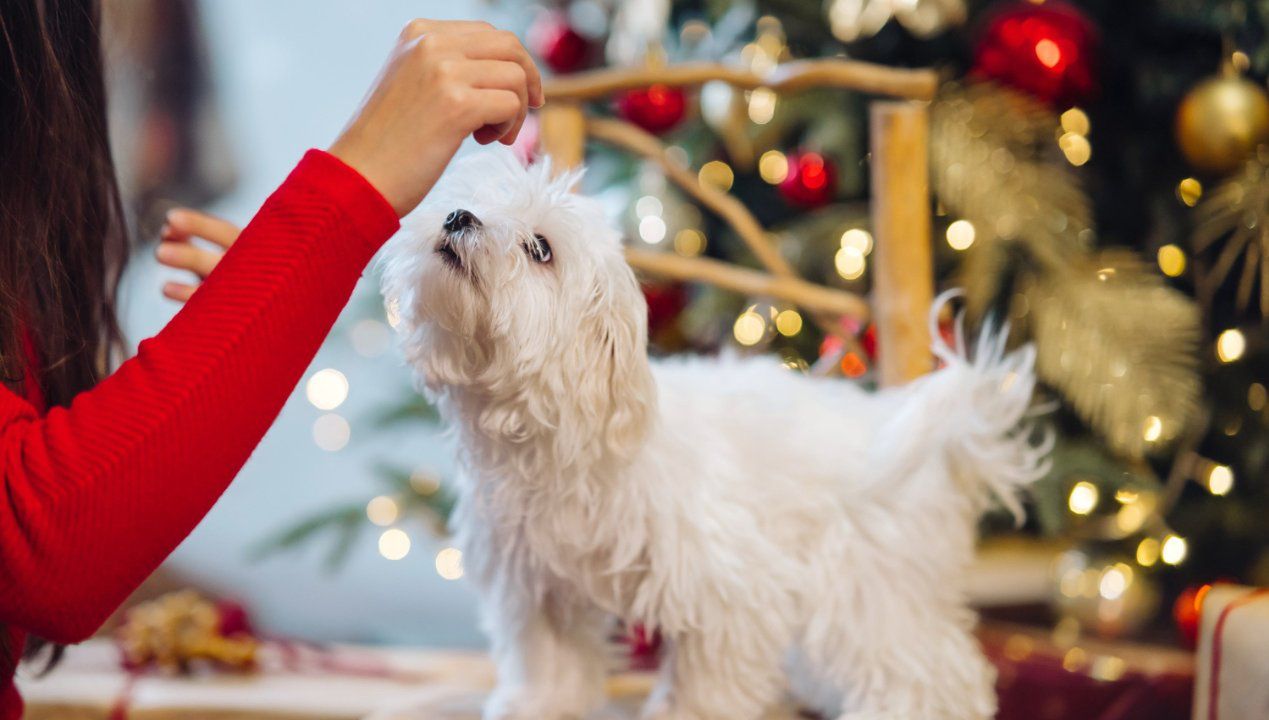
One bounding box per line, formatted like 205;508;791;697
0;149;400;718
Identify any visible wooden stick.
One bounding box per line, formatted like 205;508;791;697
869;101;934;386
626;247;869;320
545;59;939;102
587;117;795;279
537;101;586;175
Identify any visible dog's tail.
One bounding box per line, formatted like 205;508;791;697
869;290;1052;522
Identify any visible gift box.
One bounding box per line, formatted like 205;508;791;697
1192;585;1269;720
980;622;1194;720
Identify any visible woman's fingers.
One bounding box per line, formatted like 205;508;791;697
470;89;524;145
162;282;198;303
156;240;220;278
166;208;241;249
459;29;544;107
468;60;529;144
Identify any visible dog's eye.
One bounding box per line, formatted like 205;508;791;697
526;234;552;264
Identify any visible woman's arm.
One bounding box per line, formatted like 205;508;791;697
0;151;395;642
0;18;541;643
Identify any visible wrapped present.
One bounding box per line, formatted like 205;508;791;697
980;622;1194;720
1193;585;1269;720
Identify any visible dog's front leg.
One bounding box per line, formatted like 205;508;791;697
641;621;789;720
482;590;608;720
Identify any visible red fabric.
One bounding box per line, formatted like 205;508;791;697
0;149;400;719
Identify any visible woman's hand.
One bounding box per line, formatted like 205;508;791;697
328;19;544;217
155;208;241;302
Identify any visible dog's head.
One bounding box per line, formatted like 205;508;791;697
381;150;654;464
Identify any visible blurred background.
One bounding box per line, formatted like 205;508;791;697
100;0;1267;670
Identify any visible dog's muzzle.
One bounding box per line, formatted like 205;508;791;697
437;209;481;270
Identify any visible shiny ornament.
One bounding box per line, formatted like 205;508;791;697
778;151;837;208
1173;583;1213;650
642;281;688;335
1050;548;1160;639
528;12;594;74
616;84;688;135
828;0;967;43
1175;72;1269;176
972;1;1099;107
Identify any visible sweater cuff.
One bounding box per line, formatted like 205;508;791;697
287;149;401;251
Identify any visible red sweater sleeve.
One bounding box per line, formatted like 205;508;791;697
0;150;399;643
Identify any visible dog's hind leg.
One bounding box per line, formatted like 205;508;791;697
803;604;996;720
482;590;609;720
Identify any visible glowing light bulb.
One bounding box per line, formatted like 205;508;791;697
673;228;706;257
635;195;663;218
1035;39;1062;68
1142;415;1163;443
1216;329;1246;363
1176;178;1202;207
946;220;976;250
306;369;349;410
312;413;350;452
1136;537;1160;567
378;529;411;560
366;496;399;527
733;309;767;346
835;247;866;280
1161;534;1188;565
1157;245;1186;277
1068;480;1099;515
840;228;873;256
698;160;734;191
1207;464;1234;496
747;87;777;124
435;547;464;580
775;310;803;337
759;150;788;184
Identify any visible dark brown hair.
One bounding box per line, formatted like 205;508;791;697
0;0;127;667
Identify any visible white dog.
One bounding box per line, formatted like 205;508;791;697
380;151;1050;720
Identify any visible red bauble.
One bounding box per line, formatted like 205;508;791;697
616;85;688;135
779;151;838;209
972;1;1099;107
528;12;593;74
215;599;255;638
1173;583;1216;649
642;281;689;334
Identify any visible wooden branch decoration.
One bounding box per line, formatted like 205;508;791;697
544;59;939;102
625;248;869;320
587;117;795;279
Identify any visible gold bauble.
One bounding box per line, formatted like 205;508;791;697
1175;74;1269;176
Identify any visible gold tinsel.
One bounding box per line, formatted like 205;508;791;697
1192;148;1269;317
117;590;258;674
932;81;1202;459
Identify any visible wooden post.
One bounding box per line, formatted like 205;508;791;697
869;101;934;386
537;101;586;176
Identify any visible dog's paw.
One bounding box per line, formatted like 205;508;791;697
483;686;589;720
639;696;702;720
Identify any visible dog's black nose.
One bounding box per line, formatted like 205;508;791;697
443;209;479;233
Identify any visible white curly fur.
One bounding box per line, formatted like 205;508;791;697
379;150;1051;720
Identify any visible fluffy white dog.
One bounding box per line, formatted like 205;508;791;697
380;151;1050;720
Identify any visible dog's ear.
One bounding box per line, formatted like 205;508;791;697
565;252;655;462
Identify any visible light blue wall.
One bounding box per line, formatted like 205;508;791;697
116;1;530;648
